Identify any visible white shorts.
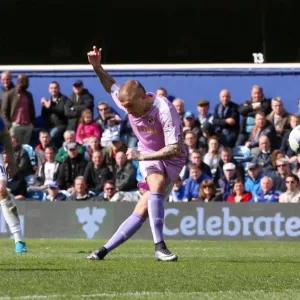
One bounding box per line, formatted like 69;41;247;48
0;154;7;182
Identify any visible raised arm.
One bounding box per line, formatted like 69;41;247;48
87;46;115;93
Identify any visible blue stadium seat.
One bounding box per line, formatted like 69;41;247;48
232;146;251;162
26;190;47;201
22;144;36;166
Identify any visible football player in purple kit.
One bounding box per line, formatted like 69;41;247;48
87;46;188;261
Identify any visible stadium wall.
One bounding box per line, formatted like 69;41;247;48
1;202;300;241
1;64;300;118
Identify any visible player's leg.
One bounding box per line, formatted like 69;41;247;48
146;172;178;261
0;159;27;253
87;191;149;260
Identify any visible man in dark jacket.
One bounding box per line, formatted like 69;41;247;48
213;89;240;147
41;81;69;148
0;71;15;108
64;80;94;131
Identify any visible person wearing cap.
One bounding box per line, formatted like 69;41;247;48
212;89;240;147
56;142;87;192
45;180;66;201
244;162;263;197
183;111;201;140
197;99;213;125
64;80;94;131
41;81;69;148
252;176;280;202
217;162;237;201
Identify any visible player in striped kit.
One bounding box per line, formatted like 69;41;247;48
0;118;27;253
87;46;188;261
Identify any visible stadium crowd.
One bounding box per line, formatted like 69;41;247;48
0;71;300;203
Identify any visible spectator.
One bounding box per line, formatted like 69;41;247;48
172;98;185;122
213;89;239;147
2;74;36;144
252;176;280;202
11;135;33;177
69;176;94;201
84;136;102;161
292;153;300;180
113;152;137;191
263;149;285;177
35;130;53;167
280;114;300;163
98;180;117;201
0;71;14;107
251;135;272;171
270;157;291;192
56;142;87;192
41;81;68;148
196;99;213;125
169;177;185;202
245;111;276;156
55;130;85;163
267;97;290;147
203;136;221;178
183;164;211;202
182;111;201;140
101;115;122;147
103;136;127;169
65;80;94;131
184;130;198;154
75;109;100;145
217;162;237;201
227;178;252;202
237;85;271;146
84;151;112;194
279;174;300;203
95;101;120;133
45;180;66;201
244;162;263;197
198;179;222;202
156;87;168;98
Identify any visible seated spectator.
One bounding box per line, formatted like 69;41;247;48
237;85;271;146
182;111;201;140
41;81;68;148
76;109;100;145
203;136;221;178
279;174;300;203
113;152;137;191
199;121;215;151
95;101;121;133
214;147;245;184
11;135;33;177
120;113;138;149
196;99;213;125
103;136;127;169
181;149;211;181
84;151;112;194
263;149;285;177
245;111;276;156
198;179;222;202
65;80;94;131
244;162;263;197
183;164;211;202
172;98;185;122
227;178;252;202
101;115;121;147
169;177;185;202
35;130;52;167
217;162;237;201
68;176;94;201
292;153;300;180
98;180;117;201
184;130;198;154
45;180;66;201
280;114;300;163
35;146;60;188
56;142;87;192
84;136;102;161
213;89;240;147
55;130;85;163
267;97;290;148
251;135;272;171
252;176;280;202
156;87;168;98
269;157;291;192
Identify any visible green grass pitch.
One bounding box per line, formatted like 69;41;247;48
1;239;300;300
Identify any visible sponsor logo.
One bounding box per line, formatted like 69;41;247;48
76;207;107;239
164;207;300;237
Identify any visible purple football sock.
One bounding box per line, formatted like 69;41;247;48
104;212;146;252
148;192;165;244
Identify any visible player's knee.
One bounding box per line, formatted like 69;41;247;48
0;182;8;201
147;173;165;193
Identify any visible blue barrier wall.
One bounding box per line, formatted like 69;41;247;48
2;67;300;118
